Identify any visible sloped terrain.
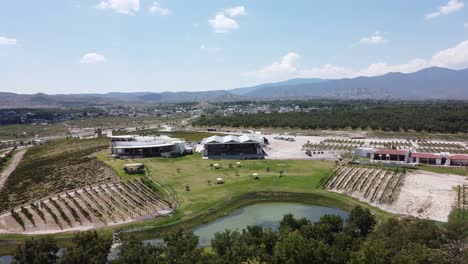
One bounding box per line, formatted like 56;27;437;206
0;138;117;211
0;180;171;234
325;165;405;205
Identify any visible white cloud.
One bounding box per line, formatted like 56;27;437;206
224;6;246;17
246;40;468;81
246;52;301;81
0;36;17;45
430;40;468;68
426;0;464;19
359;31;389;45
209;13;239;33
96;0;139;15
465;22;468;27
149;2;169;16
208;6;246;33
80;53;106;64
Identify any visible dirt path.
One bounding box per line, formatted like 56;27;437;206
0;149;27;189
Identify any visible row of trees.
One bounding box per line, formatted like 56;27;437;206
0;146;16;171
193;101;468;133
11;206;468;264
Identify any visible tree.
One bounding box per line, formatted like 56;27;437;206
13;236;59;264
109;235;164;264
352;218;449;264
274;231;326;264
161;229;204;264
346;206;376;237
279;214;309;233
58;231;112;264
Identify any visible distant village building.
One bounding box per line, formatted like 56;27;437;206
409;153;443;165
364;147;468;166
447;154;468;166
354;147;375;158
201;135;266;159
110;135;186;158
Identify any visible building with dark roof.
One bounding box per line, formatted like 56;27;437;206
201;135;265;159
409;153;443;165
448;154;468;166
372;149;409;162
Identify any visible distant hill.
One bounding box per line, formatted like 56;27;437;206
229;78;326;95
242;67;468;100
1;67;467;108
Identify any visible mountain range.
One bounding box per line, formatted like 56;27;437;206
1;67;467;108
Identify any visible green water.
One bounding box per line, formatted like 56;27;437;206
192;202;348;247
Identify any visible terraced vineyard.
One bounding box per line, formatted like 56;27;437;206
304;139;413;152
324;165;405;205
0;179;171;233
0;138;117;211
417;141;468;154
454;184;468;223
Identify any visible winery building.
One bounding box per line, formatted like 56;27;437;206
110;135;186;158
201;135;265;159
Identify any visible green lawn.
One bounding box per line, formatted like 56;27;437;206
100;153;333;212
98;153;393;225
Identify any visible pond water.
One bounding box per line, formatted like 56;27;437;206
146;202;349;247
0;248;64;264
0;203;348;263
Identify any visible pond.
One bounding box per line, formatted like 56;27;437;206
146;202;349;247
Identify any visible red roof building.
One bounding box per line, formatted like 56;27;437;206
410;153;442;159
448;154;468;161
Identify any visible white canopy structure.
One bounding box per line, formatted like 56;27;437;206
200;134;265;159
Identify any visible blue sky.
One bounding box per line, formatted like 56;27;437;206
1;0;467;94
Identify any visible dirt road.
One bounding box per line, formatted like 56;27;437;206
0;149;27;189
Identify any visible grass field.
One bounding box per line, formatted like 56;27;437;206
98;153;393;223
0;124;67;141
99;153;336;213
68;116;185;130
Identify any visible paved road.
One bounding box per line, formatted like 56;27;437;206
0;149;27;189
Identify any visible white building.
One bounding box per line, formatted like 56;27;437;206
110;135;185;158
